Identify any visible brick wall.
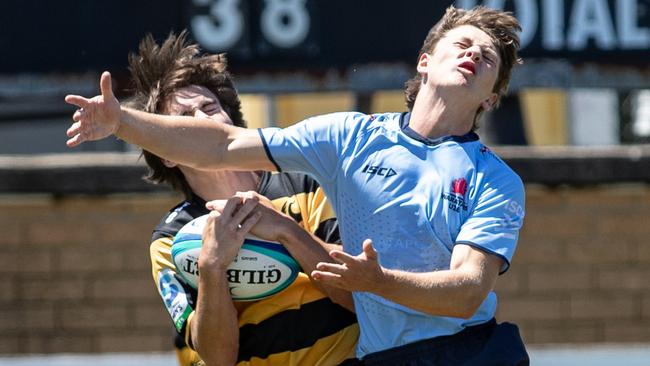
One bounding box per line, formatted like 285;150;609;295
495;184;650;344
0;184;649;353
0;193;180;353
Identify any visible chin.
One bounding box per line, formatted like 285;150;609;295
450;74;471;87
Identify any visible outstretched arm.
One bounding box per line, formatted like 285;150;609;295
313;240;502;318
65;72;274;171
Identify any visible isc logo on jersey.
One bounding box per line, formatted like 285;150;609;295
171;214;300;301
362;164;397;178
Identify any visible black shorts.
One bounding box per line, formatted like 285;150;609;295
345;319;529;366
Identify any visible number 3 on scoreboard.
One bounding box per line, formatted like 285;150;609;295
191;0;311;51
191;0;244;50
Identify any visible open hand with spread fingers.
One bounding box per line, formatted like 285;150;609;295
312;239;385;292
64;71;121;147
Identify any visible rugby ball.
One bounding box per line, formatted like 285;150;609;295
171;214;300;301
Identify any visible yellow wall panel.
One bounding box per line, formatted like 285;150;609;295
240;94;269;129
274;92;355;128
370;90;407;113
520;89;568;145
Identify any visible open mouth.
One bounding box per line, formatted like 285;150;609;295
458;61;475;74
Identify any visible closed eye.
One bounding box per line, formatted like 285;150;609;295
201;102;220;114
484;50;499;66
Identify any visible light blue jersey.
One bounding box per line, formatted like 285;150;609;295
259;112;525;357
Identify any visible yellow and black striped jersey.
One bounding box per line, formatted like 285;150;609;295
150;172;359;366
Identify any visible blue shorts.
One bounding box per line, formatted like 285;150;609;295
352;319;529;366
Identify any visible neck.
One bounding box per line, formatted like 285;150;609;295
409;85;476;139
181;168;261;201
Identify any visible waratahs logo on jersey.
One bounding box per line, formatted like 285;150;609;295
451;178;468;196
441;178;469;212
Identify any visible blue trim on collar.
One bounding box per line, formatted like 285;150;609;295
400;112;479;146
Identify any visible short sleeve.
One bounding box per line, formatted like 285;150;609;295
258;112;361;186
455;172;525;274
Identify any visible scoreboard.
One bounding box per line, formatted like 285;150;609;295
0;0;648;73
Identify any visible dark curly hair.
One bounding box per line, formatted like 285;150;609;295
124;31;246;198
404;6;522;130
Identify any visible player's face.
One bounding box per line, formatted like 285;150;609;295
166;85;232;125
419;25;500;102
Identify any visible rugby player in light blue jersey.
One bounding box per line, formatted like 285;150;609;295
65;6;528;365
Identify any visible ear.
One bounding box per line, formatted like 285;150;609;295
162;159;177;168
481;93;498;111
416;53;430;75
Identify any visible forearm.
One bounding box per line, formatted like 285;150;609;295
375;268;491;319
279;222;355;311
116;108;230;169
191;269;239;366
316;242;502;318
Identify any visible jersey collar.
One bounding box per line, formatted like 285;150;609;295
399;112;479;146
189;192;208;207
